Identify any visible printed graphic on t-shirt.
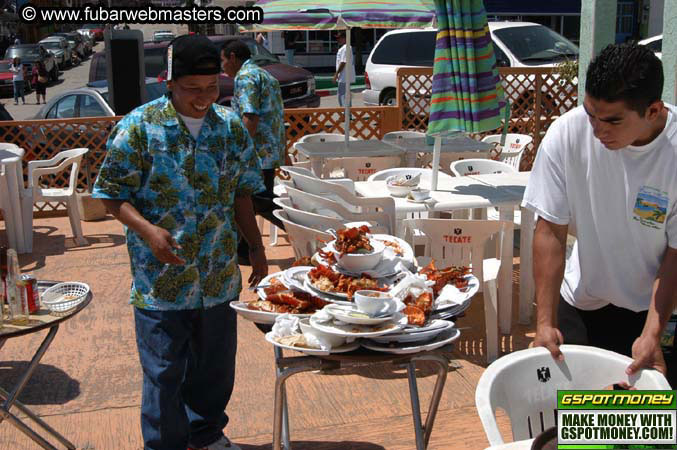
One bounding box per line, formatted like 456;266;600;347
633;186;668;229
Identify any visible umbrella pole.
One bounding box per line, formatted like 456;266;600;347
344;27;352;145
431;136;441;191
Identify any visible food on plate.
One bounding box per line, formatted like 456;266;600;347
275;334;311;348
402;291;434;326
292;257;314;267
379;239;404;257
387;174;420;187
333;225;373;256
307;264;388;299
248;280;329;314
419;261;471;296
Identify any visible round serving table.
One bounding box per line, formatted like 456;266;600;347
0;281;93;450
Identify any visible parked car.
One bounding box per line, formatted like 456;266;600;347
153;31;175;43
51;32;86;59
39;37;71;69
0;59;32;96
76;30;94;55
0;101;12;120
81;24;105;41
89;35;320;108
639;34;662;59
3;45;58;81
33;78;168;119
363;22;579;107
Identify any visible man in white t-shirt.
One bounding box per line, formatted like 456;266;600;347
333;31;355;107
522;43;677;385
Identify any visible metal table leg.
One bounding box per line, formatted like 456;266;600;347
273;346;291;450
0;326;76;450
272;364;317;450
406;353;450;449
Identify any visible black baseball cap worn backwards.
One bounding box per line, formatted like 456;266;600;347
167;34;221;81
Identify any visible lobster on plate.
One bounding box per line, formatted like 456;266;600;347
419;261;471;296
307;264;388;299
249;278;329;314
333;225;373;256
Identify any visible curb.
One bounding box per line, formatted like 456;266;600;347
316;86;365;97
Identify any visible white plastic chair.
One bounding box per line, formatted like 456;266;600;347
382;131;426;142
449;159;517;177
403;218;509;363
0;144;25;251
481;133;533;170
283;185;392;234
281;165;356;195
291;133;358;169
283;169;397;234
272;209;333;259
367;167;456;184
273;197;346;231
23;148;89;246
322;156;402;181
476;345;672;446
420;152;490;174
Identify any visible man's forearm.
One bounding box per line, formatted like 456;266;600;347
101;199;153;241
242;114;259;138
533;218;568;328
642;248;677;339
335;62;345;76
234;195;264;250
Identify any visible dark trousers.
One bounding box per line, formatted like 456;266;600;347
558;296;677;387
238;168;284;256
134;301;237;450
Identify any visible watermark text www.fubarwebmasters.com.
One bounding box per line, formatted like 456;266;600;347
18;3;263;24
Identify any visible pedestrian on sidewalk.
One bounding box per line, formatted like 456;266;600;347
524;43;677;385
31;61;48;105
333;31;355;107
93;34;266;450
221;39;287;265
283;30;300;65
9;57;25;105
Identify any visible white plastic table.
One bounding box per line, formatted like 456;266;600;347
466;172;533;325
0;145;27;253
294;140;404;176
386;135;493;166
355;175;523;335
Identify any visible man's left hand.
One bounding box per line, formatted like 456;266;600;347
248;245;268;287
627;334;666;376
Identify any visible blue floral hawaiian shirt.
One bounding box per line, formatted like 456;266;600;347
92;95;265;311
232;59;286;170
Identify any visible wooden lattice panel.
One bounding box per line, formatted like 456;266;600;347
395;67;578;170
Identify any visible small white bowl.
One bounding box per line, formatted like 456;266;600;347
329;239;385;273
354;290;396;317
410;188;431;201
385;175;418;197
299;318;347;347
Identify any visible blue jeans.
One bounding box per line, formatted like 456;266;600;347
337;82;348;107
134;301;238;450
285;49;295;65
13;80;24;103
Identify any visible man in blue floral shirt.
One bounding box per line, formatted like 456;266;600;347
221;39;287;263
93;35;265;450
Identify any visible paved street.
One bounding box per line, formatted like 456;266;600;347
1;23;361;121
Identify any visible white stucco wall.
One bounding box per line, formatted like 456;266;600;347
648;0;664;37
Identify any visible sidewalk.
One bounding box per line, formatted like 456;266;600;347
0;215;530;449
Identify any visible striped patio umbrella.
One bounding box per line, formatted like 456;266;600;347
244;0;436;143
427;0;506;189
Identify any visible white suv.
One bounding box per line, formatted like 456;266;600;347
363;22;579;106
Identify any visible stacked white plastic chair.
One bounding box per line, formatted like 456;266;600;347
272;209;333;259
0;143;25;251
476;345;671;447
403;218;509;363
291;133;358;171
24;148;89;248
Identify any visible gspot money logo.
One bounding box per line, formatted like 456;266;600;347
558;390;677;448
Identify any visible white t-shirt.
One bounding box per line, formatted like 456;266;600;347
522;105;677;312
336;44;355;84
177;112;205;140
10;64;23;82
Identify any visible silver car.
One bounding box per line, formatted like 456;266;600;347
39;37;72;69
33;78;168;119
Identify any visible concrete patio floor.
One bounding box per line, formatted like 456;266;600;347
0;215;535;449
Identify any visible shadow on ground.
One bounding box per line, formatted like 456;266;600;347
0;361;80;405
239;441;386;450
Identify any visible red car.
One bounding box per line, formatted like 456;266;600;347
81;24;104;41
0;59;31;97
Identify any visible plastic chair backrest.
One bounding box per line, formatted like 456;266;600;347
28;148;89;198
273;197;345;231
322;156;402;181
419;152;491;174
475;345;672;446
282;166;356;196
402;218;507;284
367;167;455;184
482;134;533;170
284;185;393;234
449;158;516;177
272;209;332;258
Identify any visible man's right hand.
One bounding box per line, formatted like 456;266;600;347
142;225;186;265
534;325;565;361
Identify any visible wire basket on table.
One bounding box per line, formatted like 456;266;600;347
41;282;90;316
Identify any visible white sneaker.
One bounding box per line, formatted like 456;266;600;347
195;436;241;450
